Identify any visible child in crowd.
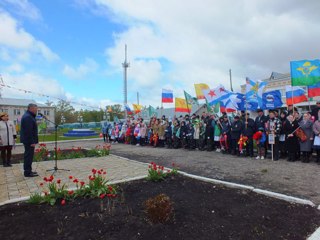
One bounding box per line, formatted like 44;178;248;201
253;127;266;160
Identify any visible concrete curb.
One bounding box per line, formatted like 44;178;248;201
308;227;320;240
253;189;315;207
178;171;254;191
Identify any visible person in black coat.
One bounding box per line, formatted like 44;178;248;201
221;116;231;153
230;116;243;155
20;104;39;177
180;121;188;148
165;121;173;148
254;109;268;131
279;111;288;159
242;113;255;157
205;119;214;151
284;115;300;162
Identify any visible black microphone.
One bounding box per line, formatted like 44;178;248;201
38;113;47;120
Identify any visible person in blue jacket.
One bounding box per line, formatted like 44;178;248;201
20;104;39;177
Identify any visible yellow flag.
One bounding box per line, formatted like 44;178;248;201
194;83;210;99
132;104;143;114
175;98;190;113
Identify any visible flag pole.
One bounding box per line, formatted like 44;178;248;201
291;87;295;115
306;86;311;112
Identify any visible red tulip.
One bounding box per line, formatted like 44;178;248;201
99;193;106;199
61;199;66;205
57;179;61;184
69;176;73;179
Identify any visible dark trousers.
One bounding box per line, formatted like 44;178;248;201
271;137;279;160
245;138;254;157
1;146;13;165
231;139;239;155
23;144;35;175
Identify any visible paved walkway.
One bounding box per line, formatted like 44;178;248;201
0;154;148;204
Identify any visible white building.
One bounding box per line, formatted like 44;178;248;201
0;98;56;127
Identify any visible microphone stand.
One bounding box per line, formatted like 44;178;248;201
40;115;70;174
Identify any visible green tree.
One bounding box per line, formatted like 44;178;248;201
54;100;76;124
106;104;124;121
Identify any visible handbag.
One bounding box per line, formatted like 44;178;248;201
295;128;307;142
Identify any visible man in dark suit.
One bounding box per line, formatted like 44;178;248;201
20;103;39;177
254;109;268;131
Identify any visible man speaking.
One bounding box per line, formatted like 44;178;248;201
20;103;39;177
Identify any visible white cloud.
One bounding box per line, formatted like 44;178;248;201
1;73;66;99
0;11;58;62
63;58;99;80
79;0;320;107
0;0;42;20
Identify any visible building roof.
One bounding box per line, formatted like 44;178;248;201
0;98;54;108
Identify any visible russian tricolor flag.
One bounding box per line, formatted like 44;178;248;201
285;86;308;105
124;104;133;115
162;89;173;103
308;82;320;97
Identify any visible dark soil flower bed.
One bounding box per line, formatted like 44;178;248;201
0;175;319;240
10;148;108;164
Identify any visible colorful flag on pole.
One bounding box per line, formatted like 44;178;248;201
194;83;210;99
262;90;283;109
162;89;173;103
290;60;320;86
148;105;158;117
132;104;143;114
202;85;231;106
308;82;320;97
184;90;198;105
220;98;237;113
245;77;267;110
124;104;133;115
285;86;308;105
107;106;112;113
175;97;190;113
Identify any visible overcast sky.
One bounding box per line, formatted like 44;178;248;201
0;0;319;109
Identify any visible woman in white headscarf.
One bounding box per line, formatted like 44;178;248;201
0;112;17;167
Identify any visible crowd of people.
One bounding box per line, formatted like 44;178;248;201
103;101;320;163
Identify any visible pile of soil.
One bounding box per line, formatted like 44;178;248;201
0;175;319;240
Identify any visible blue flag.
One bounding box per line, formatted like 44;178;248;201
246;77;267;110
290;59;320;86
262;90;283;109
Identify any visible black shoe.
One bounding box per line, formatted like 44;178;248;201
7;163;12;167
24;172;39;177
32;171;38;174
3;164;10;167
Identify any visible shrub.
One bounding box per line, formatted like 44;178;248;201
144;194;174;224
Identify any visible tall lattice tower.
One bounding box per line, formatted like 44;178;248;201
122;45;130;119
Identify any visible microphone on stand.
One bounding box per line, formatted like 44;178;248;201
38;112;47;120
